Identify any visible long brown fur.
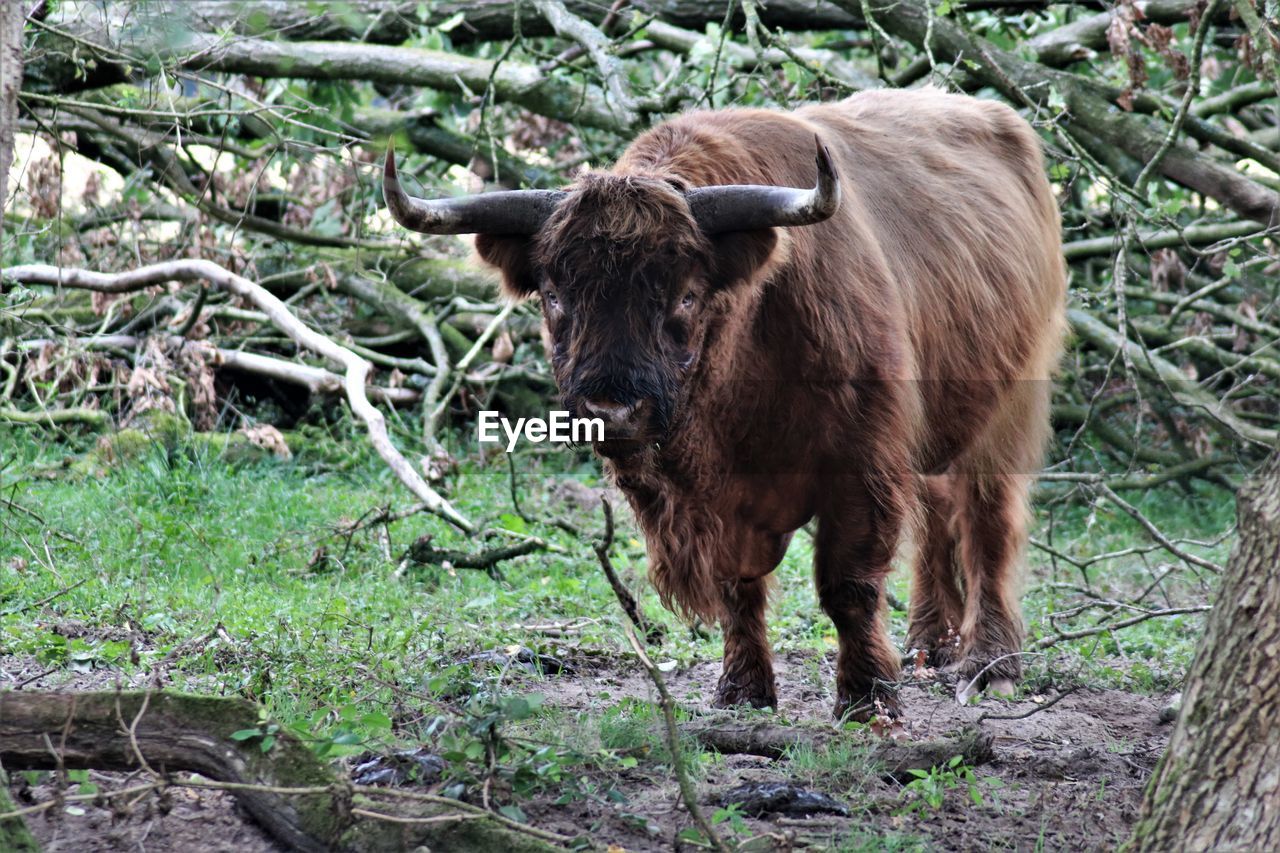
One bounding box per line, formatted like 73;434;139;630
477;89;1066;718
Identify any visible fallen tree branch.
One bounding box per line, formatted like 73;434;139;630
400;534;553;581
1;261;472;531
684;718;995;783
1068;308;1277;449
0;690;566;852
533;0;642;125
1033;605;1211;650
1061;221;1274;262
1027;0;1215;67
0;405;110;426
17;333;423;404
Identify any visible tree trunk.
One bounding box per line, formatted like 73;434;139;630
1;0;26;241
1130;450;1280;850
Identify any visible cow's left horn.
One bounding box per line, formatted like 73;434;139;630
383;144;567;235
686;135;840;234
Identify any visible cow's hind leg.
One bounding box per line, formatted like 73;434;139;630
906;473;964;667
949;374;1050;702
952;469;1030;701
713;576;776;709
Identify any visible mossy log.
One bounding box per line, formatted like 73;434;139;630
0;768;41;852
0;690;562;853
684;719;994;783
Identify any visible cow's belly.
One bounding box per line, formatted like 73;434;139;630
915;376;1014;473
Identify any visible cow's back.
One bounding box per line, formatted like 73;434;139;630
619;90;1066;471
800;89;1064;373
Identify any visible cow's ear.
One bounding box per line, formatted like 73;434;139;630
708;228;783;290
475;234;539;298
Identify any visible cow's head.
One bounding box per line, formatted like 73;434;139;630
384;138;839;460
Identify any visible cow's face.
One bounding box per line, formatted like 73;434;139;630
477;175;779;459
382;139;838;459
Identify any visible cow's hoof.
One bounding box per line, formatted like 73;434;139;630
986;677;1017;698
954;674;1020;705
905;630;961;671
952;645;1023;704
712;680;776;711
834;689;900;724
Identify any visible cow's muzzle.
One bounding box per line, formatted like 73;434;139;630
578;397;652;457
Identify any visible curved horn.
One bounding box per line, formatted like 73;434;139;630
383;144;566;235
686;135;841;234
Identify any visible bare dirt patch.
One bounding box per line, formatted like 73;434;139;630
511;648;1171;851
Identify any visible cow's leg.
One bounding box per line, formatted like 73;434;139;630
814;473;908;722
952;470;1029;700
712;575;776;709
906;473;964;667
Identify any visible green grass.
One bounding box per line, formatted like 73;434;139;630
0;419;1236;812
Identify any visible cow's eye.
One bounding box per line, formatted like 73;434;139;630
679;292;696;310
543;289;559;310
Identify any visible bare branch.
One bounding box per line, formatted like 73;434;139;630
2;261;473;531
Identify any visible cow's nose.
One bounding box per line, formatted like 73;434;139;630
581;398;638;425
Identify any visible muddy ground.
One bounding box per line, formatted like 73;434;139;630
3;648;1171;852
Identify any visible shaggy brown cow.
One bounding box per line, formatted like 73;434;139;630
385;88;1066;720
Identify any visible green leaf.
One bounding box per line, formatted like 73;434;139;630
361;711;393;731
436;11;465;32
498;804;526;823
230;729;261;741
497;513;527;534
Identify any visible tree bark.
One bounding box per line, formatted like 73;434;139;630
0;0;26;242
1130;450;1280;850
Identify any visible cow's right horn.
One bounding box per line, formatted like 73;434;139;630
686;135;840;234
383;144;566;235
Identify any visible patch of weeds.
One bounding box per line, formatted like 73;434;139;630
677;802;751;848
835;829;930;852
784;737;875;793
303;703;396;759
230;721;283;754
894;755;1002;816
438;691;581;806
597;697;704;773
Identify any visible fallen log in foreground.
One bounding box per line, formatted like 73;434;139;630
0;690;564;852
685;718;995;783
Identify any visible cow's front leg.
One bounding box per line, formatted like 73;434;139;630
814;474;908;722
712;576;776;709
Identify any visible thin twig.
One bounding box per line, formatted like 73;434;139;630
593;499;663;644
621;622;728;853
